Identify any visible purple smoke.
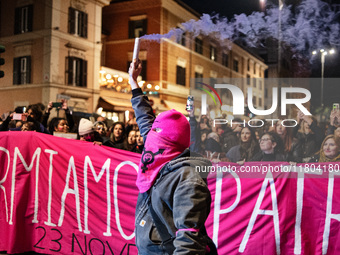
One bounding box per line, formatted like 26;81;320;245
141;0;339;56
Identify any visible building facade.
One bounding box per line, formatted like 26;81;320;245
101;0;267;120
0;0;268;123
0;0;110;117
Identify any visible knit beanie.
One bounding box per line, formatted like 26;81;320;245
150;109;190;149
78;118;94;136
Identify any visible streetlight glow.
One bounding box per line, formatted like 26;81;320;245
312;48;336;107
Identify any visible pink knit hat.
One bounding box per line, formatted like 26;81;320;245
150;109;190;149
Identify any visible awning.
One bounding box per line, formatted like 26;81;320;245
98;96;133;112
99;97;187;115
163;100;187;115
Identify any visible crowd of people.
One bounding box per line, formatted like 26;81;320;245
189;109;340;164
0;99;339;164
0;99;144;154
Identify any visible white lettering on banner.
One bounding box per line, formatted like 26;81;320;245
322;171;340;255
58;156;82;231
0;147;10;222
290;166;322;255
239;171;280;254
213;171;241;247
114;161;139;240
44;149;58;227
83;156;112;236
10;147;41;225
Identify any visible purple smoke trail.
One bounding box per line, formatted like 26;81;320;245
141;0;339;58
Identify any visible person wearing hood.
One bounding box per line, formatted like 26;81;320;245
129;59;217;255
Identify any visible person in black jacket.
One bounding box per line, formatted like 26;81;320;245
43;100;75;133
129;59;217;255
108;122;128;150
252;132;286;162
293;110;324;163
220;118;242;154
131;130;144;154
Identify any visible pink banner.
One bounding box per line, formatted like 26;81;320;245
0;132;340;254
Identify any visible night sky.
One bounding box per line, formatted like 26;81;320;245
180;0;261;18
180;0;340;110
180;0;339;79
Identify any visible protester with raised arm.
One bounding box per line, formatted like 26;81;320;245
129;59;217;255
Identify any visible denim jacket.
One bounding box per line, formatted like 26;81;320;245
131;89;214;255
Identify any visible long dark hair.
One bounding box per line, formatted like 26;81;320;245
239;126;260;161
110;122;126;142
274;119;294;153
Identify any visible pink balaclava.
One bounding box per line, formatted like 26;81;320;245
136;109;190;193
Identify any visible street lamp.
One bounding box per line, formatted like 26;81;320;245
312;49;335;107
259;0;266;12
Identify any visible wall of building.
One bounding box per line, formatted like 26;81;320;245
0;0;109;116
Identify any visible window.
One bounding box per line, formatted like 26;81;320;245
14;5;33;34
195;38;203;54
13;56;31;85
210;45;217;61
68;7;88;38
222;53;229;67
247;59;251;72
210;77;217;87
233;59;239;72
247;75;251;86
176;65;186;86
65;57;87;87
264;69;268;78
176;29;186;46
252;96;257;105
259;80;263;90
253;78;256;87
259;98;262;107
194;72;203;89
129;19;147;38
